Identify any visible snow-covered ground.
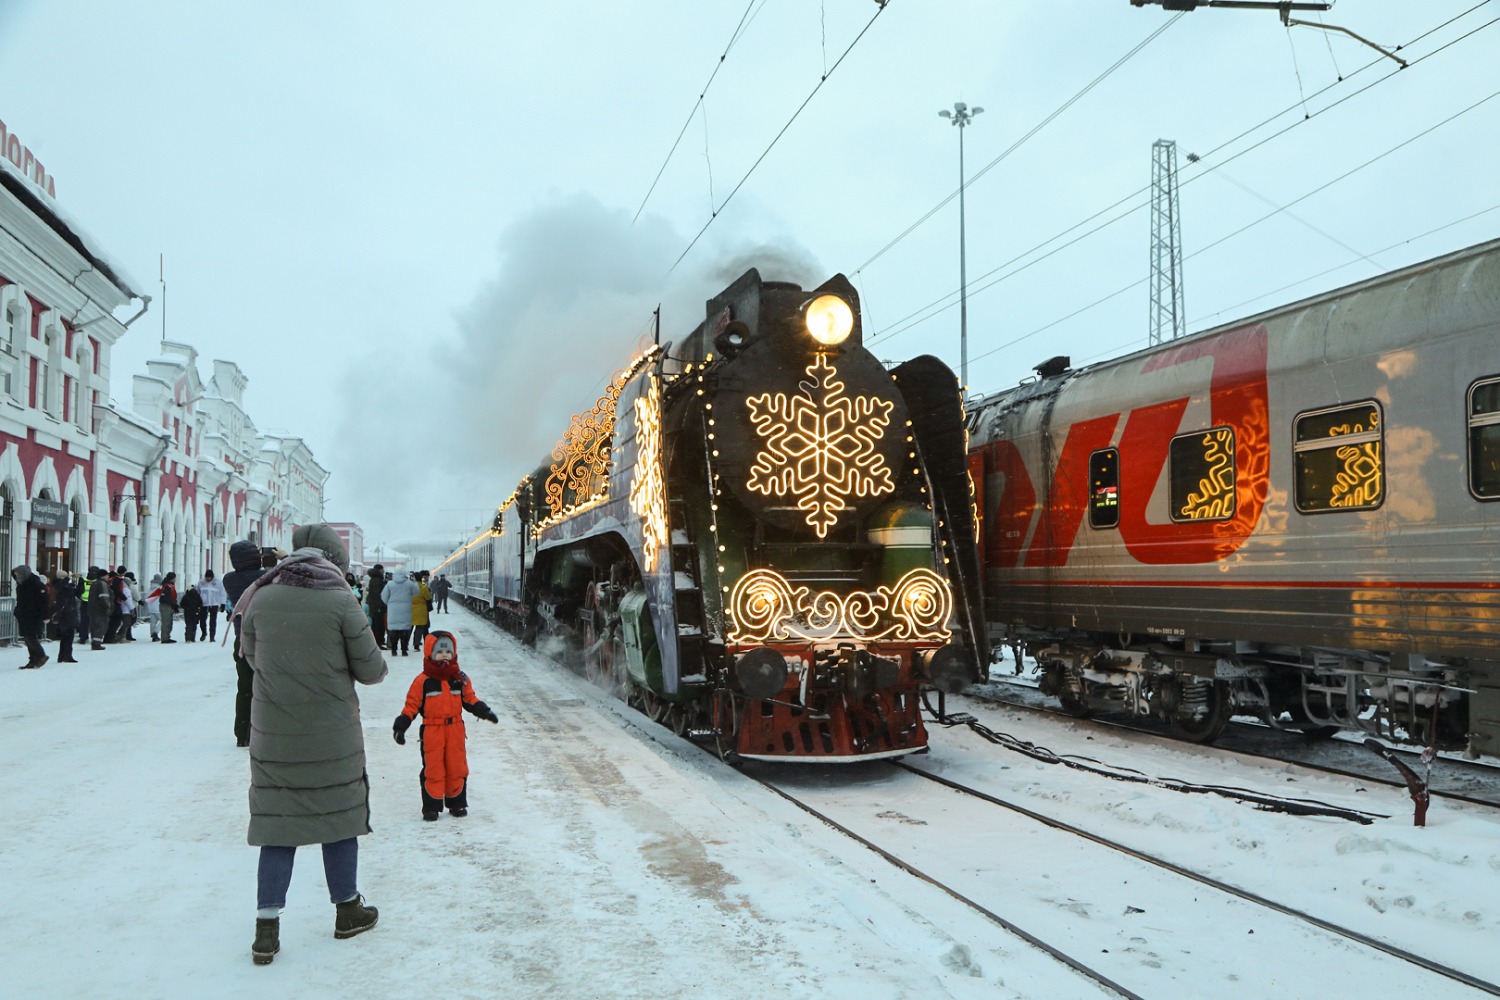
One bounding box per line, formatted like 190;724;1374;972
3;612;1498;998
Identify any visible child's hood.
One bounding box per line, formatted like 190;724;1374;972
423;630;458;661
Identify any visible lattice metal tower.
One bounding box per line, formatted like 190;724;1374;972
1149;138;1186;345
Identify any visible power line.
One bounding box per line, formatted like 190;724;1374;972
668;0;894;273
1033;201;1500;377
960;85;1500;373
866;4;1498;348
853;13;1186;278
631;1;764;225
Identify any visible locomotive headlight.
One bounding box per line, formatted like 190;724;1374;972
804;294;854;347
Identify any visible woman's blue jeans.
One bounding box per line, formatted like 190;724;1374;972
257;838;358;910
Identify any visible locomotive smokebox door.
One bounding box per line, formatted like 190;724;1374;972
711;278;911;540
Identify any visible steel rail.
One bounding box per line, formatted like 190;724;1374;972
894;759;1500;997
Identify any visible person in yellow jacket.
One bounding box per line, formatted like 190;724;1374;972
411;572;433;651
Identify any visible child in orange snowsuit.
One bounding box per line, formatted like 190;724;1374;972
392;631;498;820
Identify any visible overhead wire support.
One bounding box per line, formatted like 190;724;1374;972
1130;0;1407;66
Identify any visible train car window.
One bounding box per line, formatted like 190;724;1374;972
1469;376;1500;500
1293;401;1383;513
1088;448;1120;528
1169;427;1236;522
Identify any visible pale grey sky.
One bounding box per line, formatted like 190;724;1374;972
3;1;1496;546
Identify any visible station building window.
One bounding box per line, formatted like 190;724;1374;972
1088;448;1120;528
1169;427;1236;522
1294;401;1383;513
1469;375;1500;500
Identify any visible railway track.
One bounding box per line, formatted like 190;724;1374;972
754;759;1500;999
963;678;1500;810
462;606;1500;994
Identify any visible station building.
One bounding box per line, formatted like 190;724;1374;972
0;129;328;628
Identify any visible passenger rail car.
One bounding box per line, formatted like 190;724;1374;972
439;269;987;762
968;238;1500;752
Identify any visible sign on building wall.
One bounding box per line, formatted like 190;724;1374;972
30;498;69;529
0;116;57;199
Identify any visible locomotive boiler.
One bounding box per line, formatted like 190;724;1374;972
439;269;986;762
967;237;1500;753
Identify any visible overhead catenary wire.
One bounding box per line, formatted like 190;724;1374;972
853;12;1186;279
667;0;893;274
957;84;1500;372
631;0;765;225
1053;200;1500;372
865;3;1499;350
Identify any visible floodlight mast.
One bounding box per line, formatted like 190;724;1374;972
938;101;983;393
1129;0;1407;66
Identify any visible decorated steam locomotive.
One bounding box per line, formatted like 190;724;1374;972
438;269;986;762
968;237;1500;753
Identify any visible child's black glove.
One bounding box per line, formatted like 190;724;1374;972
484;710;499;724
393;715;411;745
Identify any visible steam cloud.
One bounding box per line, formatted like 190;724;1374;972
334;193;820;553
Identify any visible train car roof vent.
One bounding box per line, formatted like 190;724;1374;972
1034;355;1070;379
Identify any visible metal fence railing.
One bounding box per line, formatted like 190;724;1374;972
0;597;16;645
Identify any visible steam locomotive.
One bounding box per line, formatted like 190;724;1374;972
438;269;986;762
967;237;1500;753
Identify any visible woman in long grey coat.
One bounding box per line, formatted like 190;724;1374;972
239;524;386;965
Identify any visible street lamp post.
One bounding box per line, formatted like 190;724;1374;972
938;100;983;392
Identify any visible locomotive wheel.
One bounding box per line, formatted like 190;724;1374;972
640;691;670;724
1170;680;1231;743
607;631;630;694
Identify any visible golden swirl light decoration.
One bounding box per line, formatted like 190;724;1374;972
1328;412;1383;509
543;382;624;519
535;347;661;527
746;354;895;538
1179;427;1235;520
628;374;668;571
727;567;952;645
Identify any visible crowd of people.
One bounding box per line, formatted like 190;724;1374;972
10;542;477;968
9;561;254;668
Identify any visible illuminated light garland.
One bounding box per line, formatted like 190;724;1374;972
727;567;953;645
628;374;668;571
745;354;895;538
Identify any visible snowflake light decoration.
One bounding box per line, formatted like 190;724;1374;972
746;354;895;538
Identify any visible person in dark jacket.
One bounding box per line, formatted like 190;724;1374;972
240;524;386;965
223;540;266;748
48;569;81;663
103;566;130;643
432;574;451;613
157;572;180;643
365;565;387;650
181;585;204;643
87;567;115;652
11;564;49;668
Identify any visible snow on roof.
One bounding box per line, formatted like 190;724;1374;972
0;166;142;300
